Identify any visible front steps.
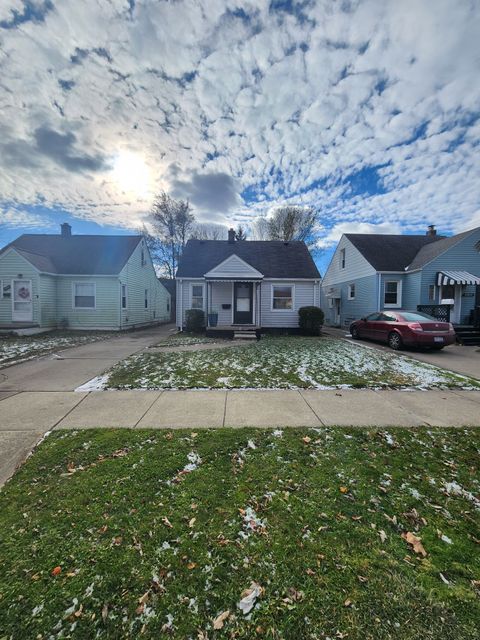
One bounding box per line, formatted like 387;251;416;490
233;329;258;341
454;325;480;346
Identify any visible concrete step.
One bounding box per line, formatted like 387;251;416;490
233;332;257;340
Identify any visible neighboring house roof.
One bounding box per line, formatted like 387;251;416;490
407;228;476;270
159;278;176;297
176;240;321;279
0;234;142;275
345;234;445;271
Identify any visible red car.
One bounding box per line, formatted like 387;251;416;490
349;310;456;350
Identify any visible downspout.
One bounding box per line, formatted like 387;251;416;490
179;280;183;331
377;274;381;310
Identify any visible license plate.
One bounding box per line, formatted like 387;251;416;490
434;337;444;343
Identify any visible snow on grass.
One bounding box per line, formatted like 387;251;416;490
105;336;480;391
0;331;111;369
75;374;110;392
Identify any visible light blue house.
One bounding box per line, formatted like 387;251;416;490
0;223;171;332
321;225;480;331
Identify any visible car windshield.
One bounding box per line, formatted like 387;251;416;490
399;311;437;322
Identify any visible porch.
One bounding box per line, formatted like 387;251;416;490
205;278;263;330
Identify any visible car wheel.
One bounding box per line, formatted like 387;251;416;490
388;332;403;350
351;326;360;340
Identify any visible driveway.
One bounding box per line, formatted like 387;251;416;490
0;323;175;486
323;327;480;380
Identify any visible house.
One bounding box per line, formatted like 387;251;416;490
321;224;480;333
0;223;171;332
159;278;176;322
176;228;321;336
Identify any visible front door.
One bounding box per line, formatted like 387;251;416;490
234;282;253;324
12;279;33;322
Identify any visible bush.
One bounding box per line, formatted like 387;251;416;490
185;308;205;333
298;306;324;335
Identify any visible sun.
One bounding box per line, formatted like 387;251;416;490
112;152;152;199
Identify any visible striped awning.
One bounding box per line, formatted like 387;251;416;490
437;270;480;286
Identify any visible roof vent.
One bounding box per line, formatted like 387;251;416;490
61;223;72;238
228;228;236;244
426;224;436;237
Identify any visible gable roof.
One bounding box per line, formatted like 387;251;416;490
406;228;477;270
177;240;320;279
0;234;141;275
345;233;445;271
158;278;176;297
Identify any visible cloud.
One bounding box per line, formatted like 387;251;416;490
317;221;404;249
0;206;52;229
0;0;478;241
170;169;242;214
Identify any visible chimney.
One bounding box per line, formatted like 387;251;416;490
61;223;72;238
426;224;436;237
228;228;236;244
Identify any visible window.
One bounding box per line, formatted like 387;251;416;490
121;284;127;309
144;289;149;309
1;281;11;299
272;285;293;310
384;281;401;307
73;283;95;309
380;313;397;322
191;284;204;309
167;300;170;312
340;248;346;269
348;283;355;300
428;284;436;302
440;284;455;303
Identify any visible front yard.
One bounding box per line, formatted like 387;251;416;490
0;331;113;369
0;427;479;639
105;336;479;390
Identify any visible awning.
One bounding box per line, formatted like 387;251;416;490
437;270;480;286
325;287;341;299
205;278;263;282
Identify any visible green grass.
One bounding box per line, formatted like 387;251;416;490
106;336;479;390
152;332;219;348
0;331;112;369
1;427;479;639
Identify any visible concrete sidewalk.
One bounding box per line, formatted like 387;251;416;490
1;387;479;487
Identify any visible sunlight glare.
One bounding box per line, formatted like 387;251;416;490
112;152;152;199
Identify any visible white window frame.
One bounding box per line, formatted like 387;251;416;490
384;280;402;308
428;284;436;302
347;283;355;300
72;282;96;310
271;284;295;311
1;280;11;300
121;283;128;309
339;248;346;269
144;288;149;309
191;283;204;310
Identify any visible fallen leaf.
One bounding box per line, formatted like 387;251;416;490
237;582;263;615
189;518;196;528
379;530;387;543
306;568;316;576
187;562;197;570
402;531;427;557
357;575;368;583
162;517;173;529
339;486;349;494
213;610;230;630
51;566;62;576
302;436;312;444
135;603;145;616
101;604;109;622
138;591;150;605
344;599;352;607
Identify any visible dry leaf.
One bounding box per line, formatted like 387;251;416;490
302;436;312;444
213;610;230;630
138;591;150;605
402;531;427;557
162;516;173;529
51;566;62;576
238;582;263;615
344;599;352;607
189;518;196;528
379;530;387;543
187;562;197;570
339;486;349;494
306;568;315;576
101;604;109;622
135;603;145;616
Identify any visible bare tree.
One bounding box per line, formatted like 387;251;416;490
252;206;319;249
190;222;228;240
147;191;195;277
235;224;247;240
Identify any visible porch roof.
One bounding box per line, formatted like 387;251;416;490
437;270;480;286
205;276;263;282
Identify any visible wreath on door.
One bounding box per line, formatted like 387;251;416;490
18;286;30;300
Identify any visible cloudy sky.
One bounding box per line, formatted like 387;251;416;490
0;0;479;272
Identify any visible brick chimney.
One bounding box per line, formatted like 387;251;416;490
426;224;436;237
61;223;72;238
228;228;236;244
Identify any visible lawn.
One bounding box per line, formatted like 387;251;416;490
105;336;479;390
0;427;479;639
0;331;113;369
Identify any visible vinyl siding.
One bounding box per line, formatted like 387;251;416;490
176;279;205;327
379;274;405;310
322;274;378;327
419;227;480;323
0;249;40;324
322;236;376;287
402;271;422;310
39;275;57;327
209;282;233;324
205;254;262;278
56;276;120;329
119;240;170;328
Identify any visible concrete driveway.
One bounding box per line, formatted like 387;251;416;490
324;327;480;380
0;323;175;486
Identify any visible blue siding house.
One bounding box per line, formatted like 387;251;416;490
321;225;480;330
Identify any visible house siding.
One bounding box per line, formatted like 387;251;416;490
418;227;480;323
260;281;317;327
205;254;263;278
322;236;376;287
55;276;120;329
119;240;170;329
39;274;57;327
0;249;40;325
402;271;422;310
322;274;378;327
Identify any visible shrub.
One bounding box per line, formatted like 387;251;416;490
185;308;205;333
298;306;324;335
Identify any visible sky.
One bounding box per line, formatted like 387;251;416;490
0;0;479;274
